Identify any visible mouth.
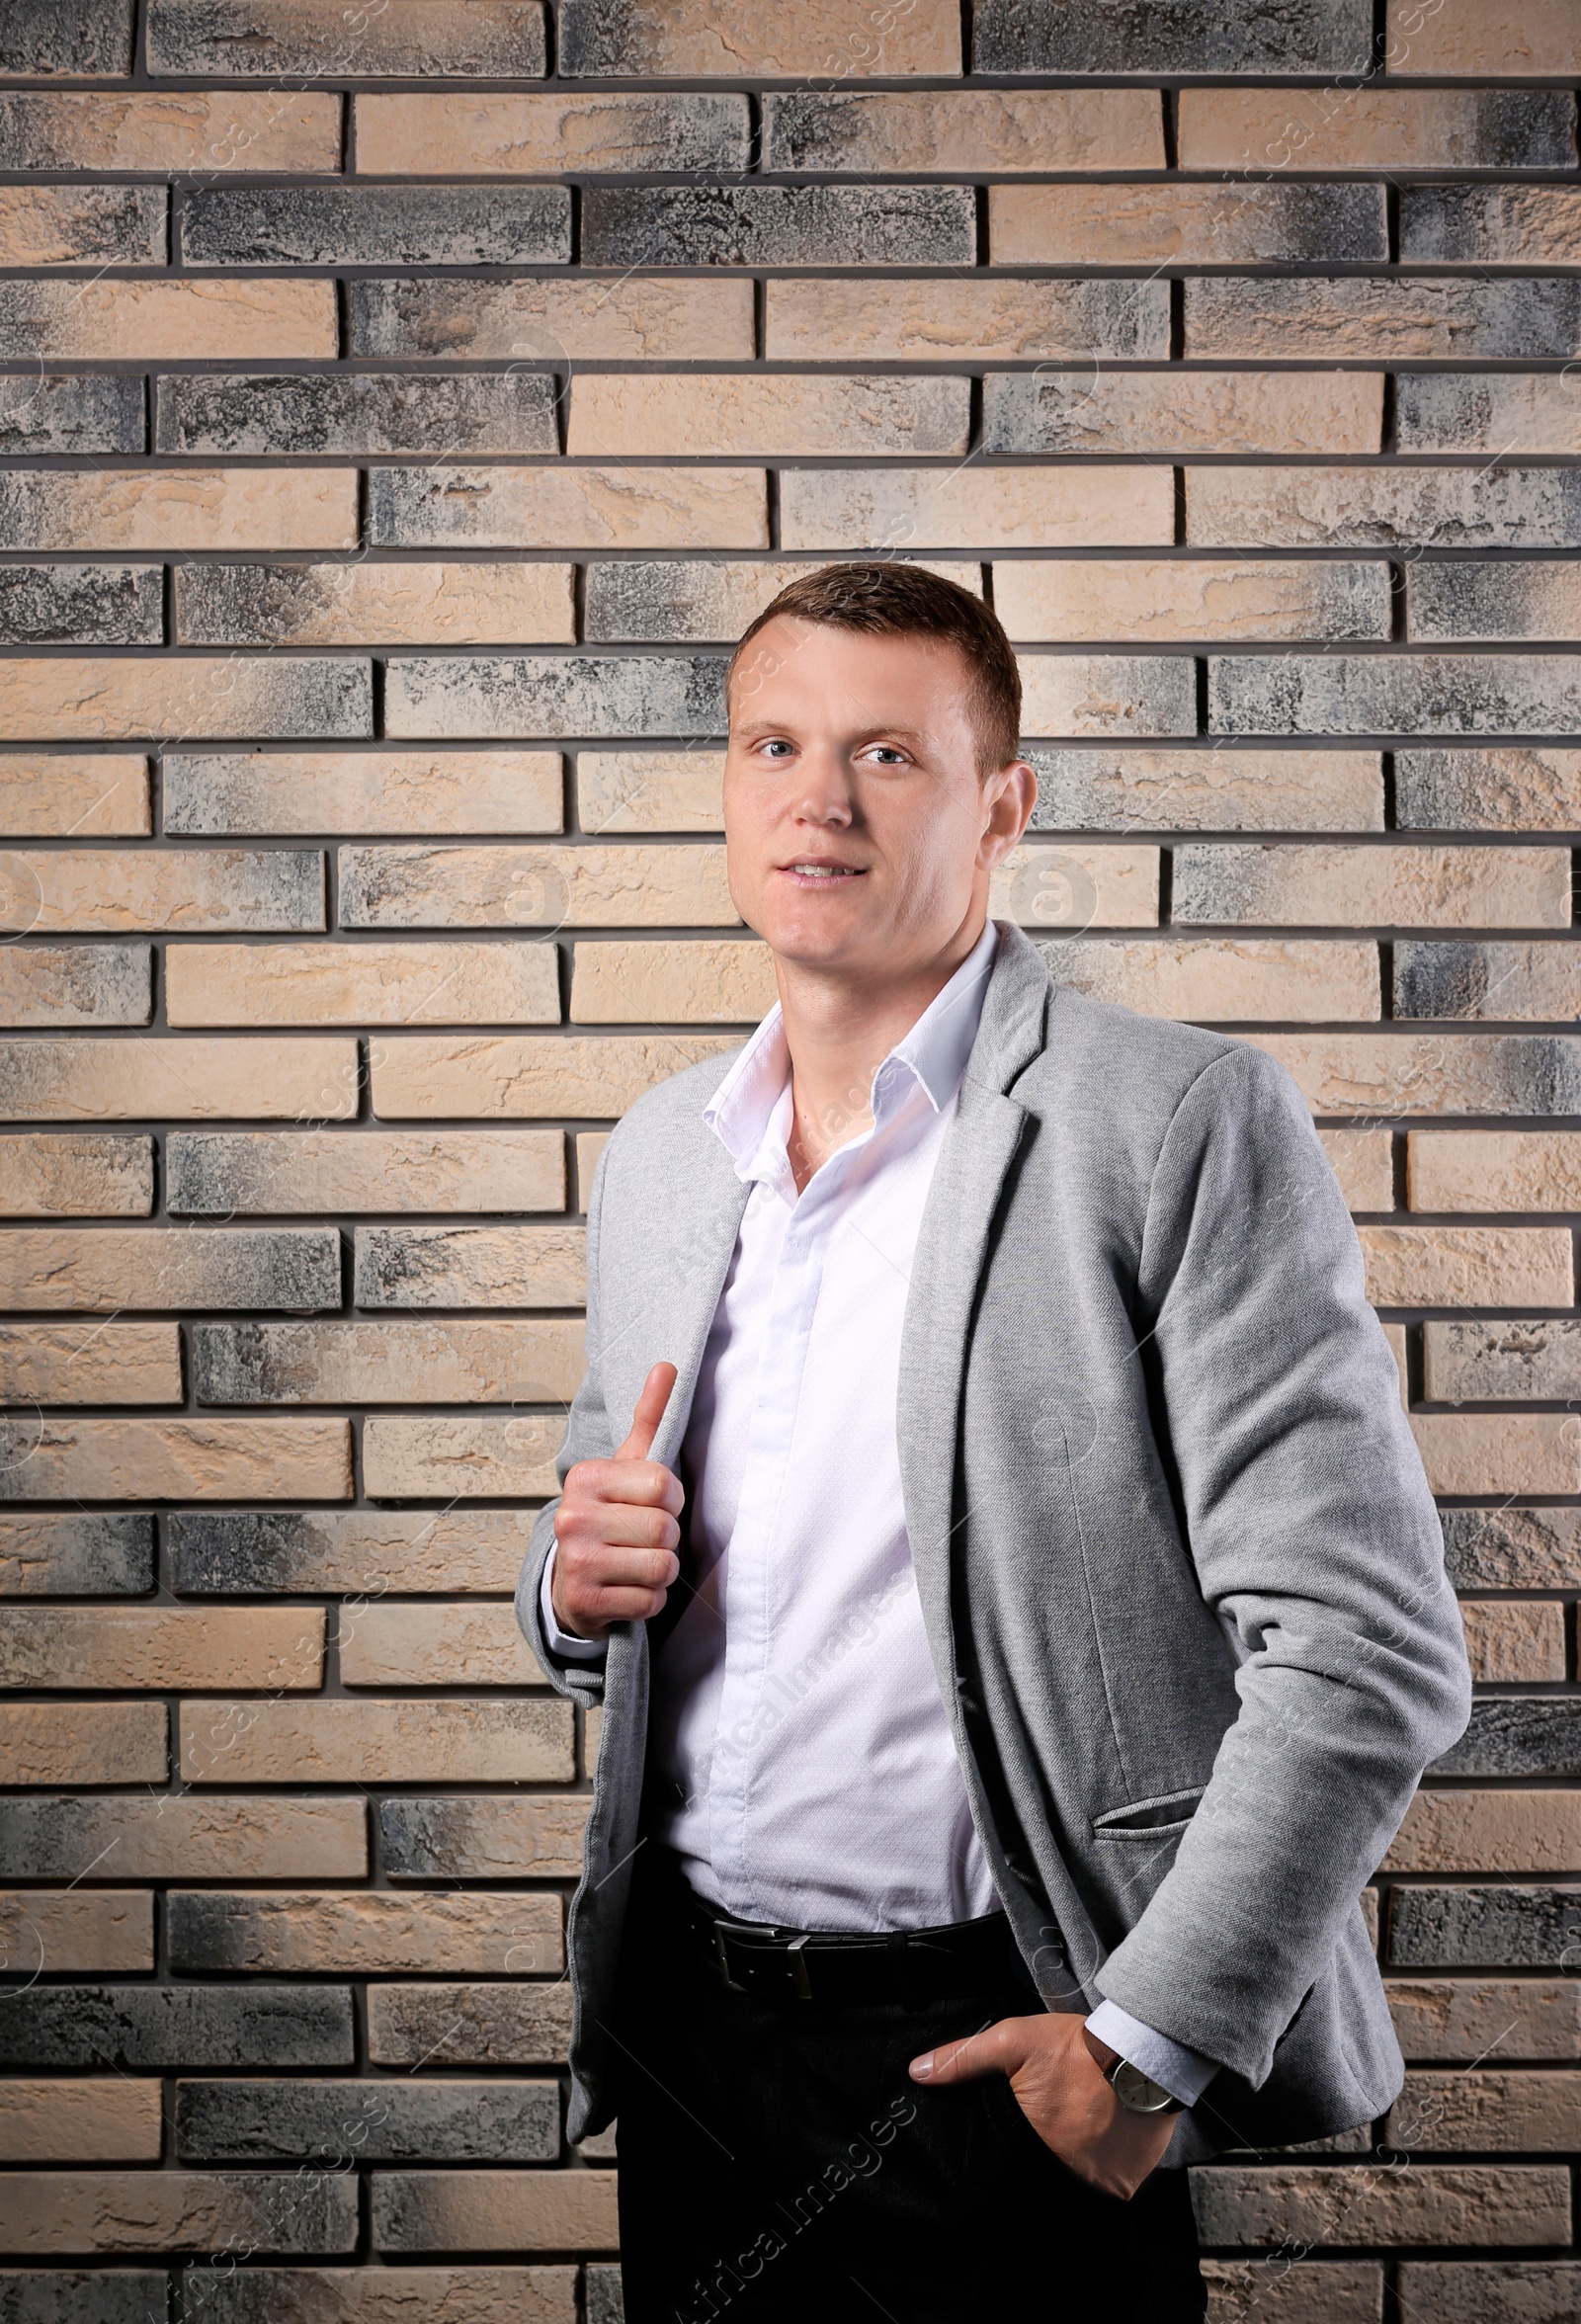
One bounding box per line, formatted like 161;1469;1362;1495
778;861;867;885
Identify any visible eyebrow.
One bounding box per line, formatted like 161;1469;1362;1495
730;722;930;747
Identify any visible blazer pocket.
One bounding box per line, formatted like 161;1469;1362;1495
1091;1785;1206;1842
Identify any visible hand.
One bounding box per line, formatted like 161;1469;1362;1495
549;1362;683;1643
908;2015;1176;2200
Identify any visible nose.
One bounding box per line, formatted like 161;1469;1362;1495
791;745;854;828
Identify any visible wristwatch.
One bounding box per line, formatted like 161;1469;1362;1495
1106;2057;1184;2116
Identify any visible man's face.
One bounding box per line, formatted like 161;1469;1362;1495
723;617;1035;980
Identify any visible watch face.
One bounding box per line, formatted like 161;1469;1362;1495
1112;2060;1178;2115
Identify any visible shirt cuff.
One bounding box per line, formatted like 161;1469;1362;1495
540;1543;608;1666
1085;1999;1218;2108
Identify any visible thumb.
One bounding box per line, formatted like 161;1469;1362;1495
615;1362;679;1461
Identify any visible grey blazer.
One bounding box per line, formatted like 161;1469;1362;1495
519;924;1472;2160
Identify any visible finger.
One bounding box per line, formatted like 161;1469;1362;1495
615;1362;679;1462
577;1458;685;1516
908;2019;1027;2086
565;1547;680;1593
562;1503;681;1552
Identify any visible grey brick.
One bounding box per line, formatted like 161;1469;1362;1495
582;185;974;269
166;1129;561;1216
183;187;569;271
1402;184;1581;265
1187;278;1581;362
0;1227;340;1312
1394;940;1578;1023
1426;1319;1581;1401
585;552;974;642
4;184;165;264
170;1510;535;1596
1390;1887;1581;1971
176;2079;557;2166
1396;747;1581;833
0;0;133;75
367;1983;572;2068
1398;374;1581;457
383;655;727;741
155;372;557;458
1410;561;1581;644
1399;2263;1581;2321
170;2270;577;2324
586;2267;624;2324
0;374;142;456
1203;468;1581;553
0;565;161;648
377;1794;589;1882
0;946;150;1030
145;0;545;76
1441;1508;1581;1593
1210;654;1581;738
1434;1701;1581;1781
0;2275;167;2324
0;1985;352;2069
1027;747;1381;834
351;1224;584;1309
0;1511;153;1595
972;0;1371;75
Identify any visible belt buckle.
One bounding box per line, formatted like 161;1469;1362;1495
712;1922;748;1994
787;1933;812;2002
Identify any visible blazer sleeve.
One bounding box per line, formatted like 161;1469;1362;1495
1092;1041;1472;2088
515;1137;617;1709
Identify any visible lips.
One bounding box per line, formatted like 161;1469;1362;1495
780;862;865;880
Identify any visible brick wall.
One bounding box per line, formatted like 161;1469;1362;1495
0;1;1578;2317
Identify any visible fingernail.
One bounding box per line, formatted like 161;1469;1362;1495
908;2054;933;2081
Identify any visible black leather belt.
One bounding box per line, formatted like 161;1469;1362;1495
671;1877;1025;2008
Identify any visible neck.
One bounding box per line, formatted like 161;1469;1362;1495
776;916;988;1191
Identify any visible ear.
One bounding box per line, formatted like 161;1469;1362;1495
979;759;1038;865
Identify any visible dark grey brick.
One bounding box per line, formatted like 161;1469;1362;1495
155;371;557;458
0;374;142;456
1389;1885;1581;1970
0;944;153;1029
176;2078;558;2164
383;654;727;741
1188;278;1581;362
1426;1318;1581;1401
145;0;544;76
0;0;133;75
169;1510;317;1592
1393;941;1497;1022
0;565;161;648
182;187;569;270
1396;746;1581;832
1209;654;1581;738
1409;560;1581;644
1433;1699;1581;1780
367;1982;572;2067
582;185;974;269
170;1509;530;1594
0;1511;153;1595
1441;1507;1581;1593
972;0;1371;75
173;564;349;648
586;2264;624;2324
0;1985;352;2069
0;2274;166;2324
1406;184;1581;273
376;1793;586;1881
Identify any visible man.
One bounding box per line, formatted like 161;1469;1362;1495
519;564;1471;2322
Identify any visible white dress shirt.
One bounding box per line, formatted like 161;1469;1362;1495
543;923;1215;2105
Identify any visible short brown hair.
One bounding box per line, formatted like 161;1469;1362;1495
727;561;1023;775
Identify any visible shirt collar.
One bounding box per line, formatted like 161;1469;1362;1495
704;921;999;1180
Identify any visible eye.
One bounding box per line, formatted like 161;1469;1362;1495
863;745;909;767
756;738;794;759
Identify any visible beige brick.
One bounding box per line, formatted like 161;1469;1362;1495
166;1129;564;1217
1389;2072;1581;2154
575;1133;608;1204
340;1601;546;1689
1410;1414;1581;1497
766;88;1161;172
373;465;766;551
0;1890;152;1974
0;657;371;744
1388;1979;1581;2064
177;562;575;648
1189;2164;1570;2248
577;749;724;834
373;2168;618;2256
163;750;562;838
0;2082;162;2166
1190;467;1580;549
0;1038;357;1123
378;1795;589;1883
170;1508;541;1596
1250;1033;1581;1119
351;277;753;362
168;1890;562;1977
373;1034;737;1120
1175;844;1570;932
569;374;966;458
0;1225;364;1313
0;91;342;172
782;467;1171;553
1400;383;1581;462
166;944;559;1030
1040;938;1377;1024
1397;940;1581;1023
356;90;742;174
181;1699;572;1785
362;1417;565;1500
0;1321;179;1403
339;842;735;931
1321;1128;1396;1211
1358;1225;1573;1306
1459;1601;1567;1685
2;1607;321;1693
1388;1;1579;72
0;185;165;268
1203;2263;1382;2323
1032;747;1382;833
0;849;327;935
0;755;149;838
0;279;337;360
987;372;1382;457
572;939;775;1026
1426;1314;1581;1402
997;560;1388;644
0;2170;356;2258
1410;1130;1581;1214
353;1225;585;1308
0;945;150;1032
0;468;355;553
992;181;1384;265
767;278;1168;363
1406;187;1581;269
1180;88;1574;171
197;1320;583;1408
0;1795;367;1881
559;0;958;76
0;1420;351;1505
1192;280;1581;364
165;2268;578;2321
991;846;1159;930
0;1133;153;1218
1018;661;1193;740
0;1701;167;1785
1383;1321;1409;1407
1385;1790;1581;1876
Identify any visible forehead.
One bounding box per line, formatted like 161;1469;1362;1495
727;616;975;730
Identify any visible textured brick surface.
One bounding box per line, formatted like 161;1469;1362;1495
166;1130;563;1215
0;2082;162;2164
168;1889;560;1975
985;374;1381;457
176;2079;559;2164
0;2171;357;2257
172;2269;578;2322
169;1509;540;1595
767;277;1170;362
145;0;546;76
0;89;340;171
1397;2261;1581;2322
367;1984;573;2068
180;1698;571;1784
372;2168;618;2255
0;1794;367;1880
1190;2165;1570;2248
558;0;958;78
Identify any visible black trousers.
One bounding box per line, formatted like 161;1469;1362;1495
611;1849;1207;2324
